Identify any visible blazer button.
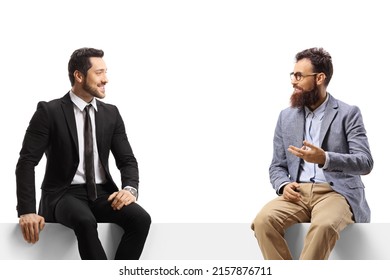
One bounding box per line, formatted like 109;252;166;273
329;182;334;186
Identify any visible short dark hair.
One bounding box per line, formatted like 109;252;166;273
68;47;104;86
295;47;333;86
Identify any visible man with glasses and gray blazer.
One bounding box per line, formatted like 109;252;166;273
252;47;373;260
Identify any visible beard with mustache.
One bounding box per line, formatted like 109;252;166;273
290;81;320;109
82;79;106;100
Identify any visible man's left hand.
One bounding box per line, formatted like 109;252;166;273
108;189;136;210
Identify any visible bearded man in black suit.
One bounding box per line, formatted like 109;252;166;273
16;47;151;260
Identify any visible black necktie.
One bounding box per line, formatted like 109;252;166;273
84;104;97;201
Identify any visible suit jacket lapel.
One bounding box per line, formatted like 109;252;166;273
289;108;305;181
319;94;338;147
95;101;105;153
61;93;78;150
292;108;305;148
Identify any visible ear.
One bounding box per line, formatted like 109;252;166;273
74;70;84;83
316;73;326;85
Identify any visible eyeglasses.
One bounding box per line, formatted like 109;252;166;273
290;72;318;82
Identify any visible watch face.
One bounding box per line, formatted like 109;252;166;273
130;189;137;197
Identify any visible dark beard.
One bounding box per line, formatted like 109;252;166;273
82;80;101;99
290;85;320;109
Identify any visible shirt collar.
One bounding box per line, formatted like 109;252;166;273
69;90;98;112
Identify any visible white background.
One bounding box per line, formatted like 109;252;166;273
1;0;388;224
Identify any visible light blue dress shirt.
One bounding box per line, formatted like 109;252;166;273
298;95;329;183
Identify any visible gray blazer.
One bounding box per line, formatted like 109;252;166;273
269;94;373;223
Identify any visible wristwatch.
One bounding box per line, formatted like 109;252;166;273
124;186;138;199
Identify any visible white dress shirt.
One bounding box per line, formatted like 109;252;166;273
69;91;107;185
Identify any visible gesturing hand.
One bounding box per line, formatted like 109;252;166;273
288;140;326;165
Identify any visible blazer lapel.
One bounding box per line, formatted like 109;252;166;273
319;94;338;147
291;108;305;147
61;93;78;150
95;101;105;153
288;108;305;181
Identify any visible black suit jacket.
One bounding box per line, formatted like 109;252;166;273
16;92;139;221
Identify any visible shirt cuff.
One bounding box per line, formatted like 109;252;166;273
320;152;330;170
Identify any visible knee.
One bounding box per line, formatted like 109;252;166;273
76;216;98;228
138;211;152;230
311;221;339;236
126;208;151;232
72;216;98;235
252;210;277;233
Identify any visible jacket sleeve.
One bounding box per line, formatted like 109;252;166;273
109;107;139;190
269;111;292;193
16;102;50;216
325;105;373;175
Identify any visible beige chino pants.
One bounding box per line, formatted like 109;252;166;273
251;183;354;260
